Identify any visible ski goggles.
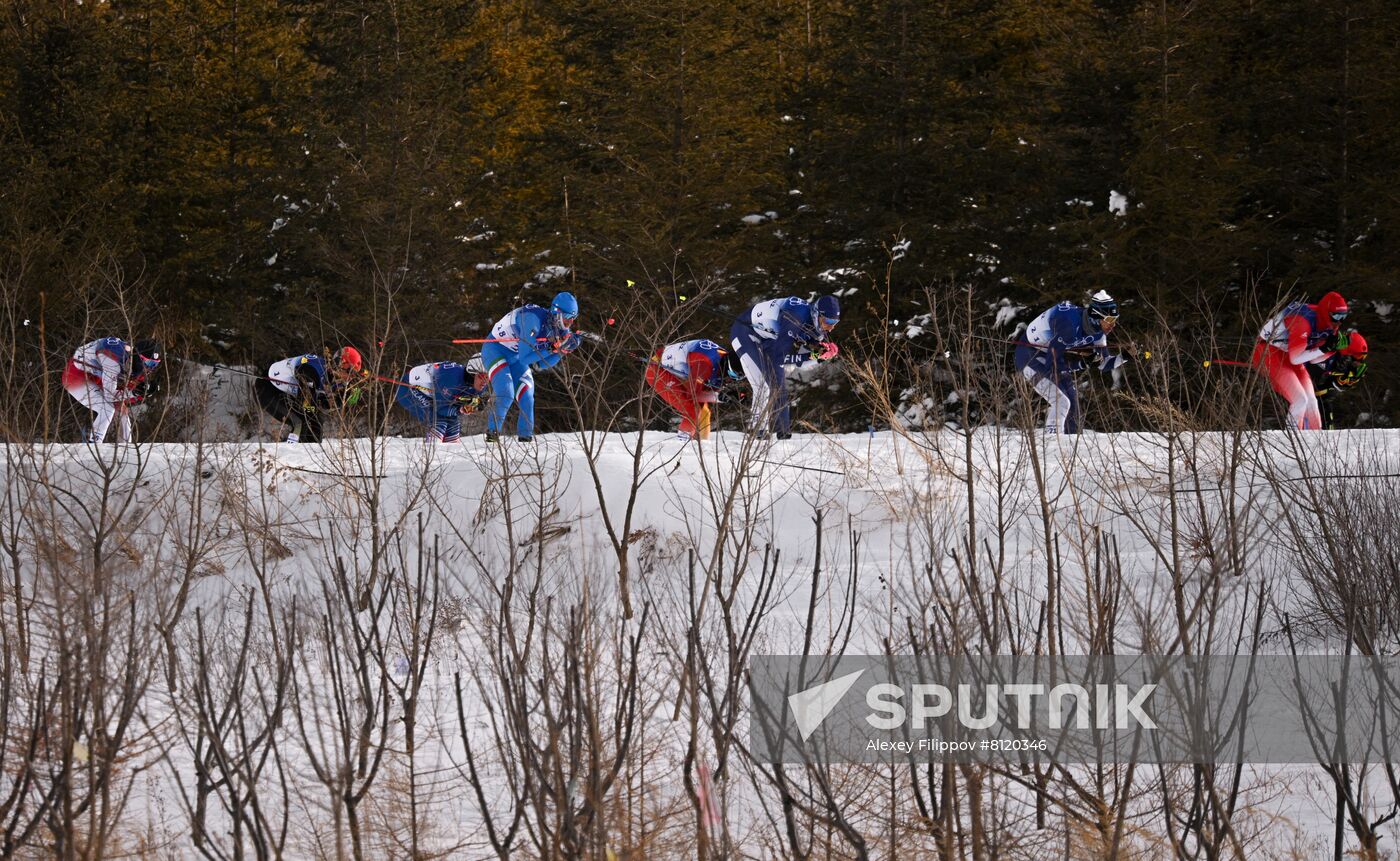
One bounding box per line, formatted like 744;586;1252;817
554;311;577;329
139;353;161;372
818;315;840;331
1330;310;1349;322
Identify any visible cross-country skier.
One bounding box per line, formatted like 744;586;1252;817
255;347;366;443
1252;291;1350;430
646;338;738;441
729;294;840;439
1014;291;1127;435
1306;331;1369;429
395;356;490;443
481;292;579;442
64;336;162;443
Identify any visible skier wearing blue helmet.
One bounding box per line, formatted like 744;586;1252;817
481;291;580;441
1014;290;1127;434
730;293;841;439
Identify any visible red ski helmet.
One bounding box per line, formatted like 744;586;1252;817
1342;332;1368;359
334;346;364;372
1316;292;1349;327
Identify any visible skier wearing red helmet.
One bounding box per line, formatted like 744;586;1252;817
1306;330;1370;429
1252;291;1350;430
255;345;368;443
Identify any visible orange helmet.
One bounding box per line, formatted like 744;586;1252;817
1342;332;1368;359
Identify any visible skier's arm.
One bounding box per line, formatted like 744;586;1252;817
1092;334;1127;371
766;333;798;370
97;350;124;403
1286;316;1327;365
515;316;559;367
688;354;719;403
1046;313;1081;370
780;304;825;349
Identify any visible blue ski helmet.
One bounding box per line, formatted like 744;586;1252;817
1086;290;1119;331
814;294;841;333
551;291;579;332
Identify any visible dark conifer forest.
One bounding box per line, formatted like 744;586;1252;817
3;0;1397;430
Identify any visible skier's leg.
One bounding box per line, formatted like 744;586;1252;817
482;345;515;434
1024;365;1072;433
116;403;132;443
1318;390;1337;430
773;363;791;436
731;328;773;433
89;400;118;443
513;364;535;438
1256;344;1318;429
1266;356;1317;429
255;378;303;441
1292;365;1322;429
255;379;291;423
736;350;770;432
1060;375;1081;434
650;366;700;433
432;406;461;443
303;411;323;443
64;362;106;441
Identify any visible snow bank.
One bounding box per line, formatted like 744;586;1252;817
5;427;1398;856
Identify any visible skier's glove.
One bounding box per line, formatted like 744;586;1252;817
816;342;840;362
1332;359;1367;389
1322;329;1350;354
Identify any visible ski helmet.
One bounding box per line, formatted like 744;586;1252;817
133;338;162;373
1317;291;1349;326
815;294;841;333
1086;290;1119;331
334;346;364;372
551;291;579;332
1342;332;1368;359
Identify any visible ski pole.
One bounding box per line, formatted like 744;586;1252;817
1201;358;1252;368
450;330;604;347
755;459;844;476
370;373;434;395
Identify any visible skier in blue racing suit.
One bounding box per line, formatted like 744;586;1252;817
1013;291;1127;434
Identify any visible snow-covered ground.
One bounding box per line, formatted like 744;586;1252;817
4;428;1399;858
